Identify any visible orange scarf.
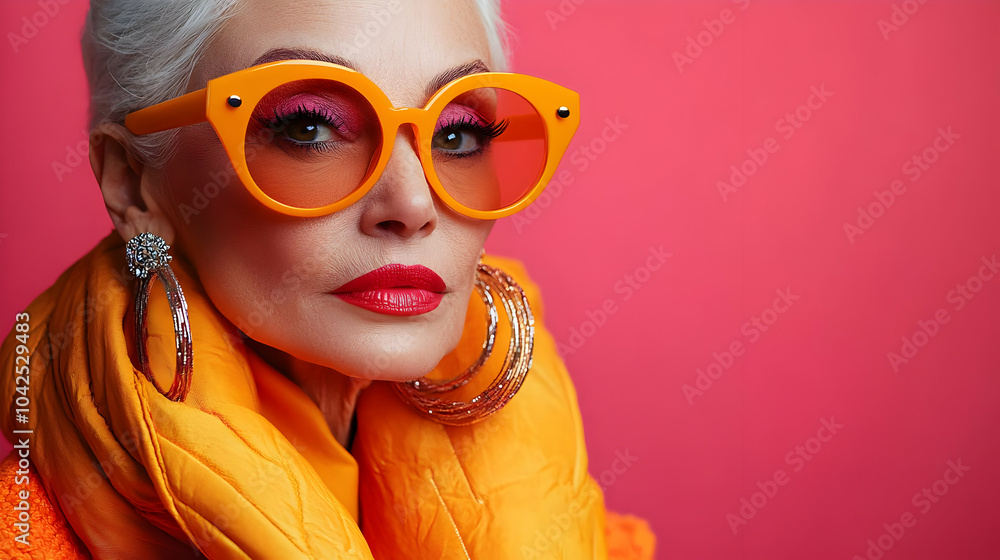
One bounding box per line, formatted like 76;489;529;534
0;232;643;558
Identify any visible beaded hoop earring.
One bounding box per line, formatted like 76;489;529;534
126;232;193;402
393;263;534;426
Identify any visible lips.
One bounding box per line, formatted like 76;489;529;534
331;264;447;316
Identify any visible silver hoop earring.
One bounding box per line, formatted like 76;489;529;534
127;232;193;402
394;263;534;426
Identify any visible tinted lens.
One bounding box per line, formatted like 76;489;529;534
431;88;546;212
245;79;381;208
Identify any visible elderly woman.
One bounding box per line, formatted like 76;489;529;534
0;0;654;558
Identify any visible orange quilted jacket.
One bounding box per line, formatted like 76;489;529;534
0;233;655;558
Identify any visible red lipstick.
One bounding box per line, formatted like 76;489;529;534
332;264;446;316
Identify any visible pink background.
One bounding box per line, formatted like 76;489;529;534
2;1;999;558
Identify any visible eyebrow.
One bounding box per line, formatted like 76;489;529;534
251;48;491;97
425;60;491;97
252;47;356;70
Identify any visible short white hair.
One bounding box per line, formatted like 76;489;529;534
82;0;511;167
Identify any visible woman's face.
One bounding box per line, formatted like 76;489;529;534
151;0;497;381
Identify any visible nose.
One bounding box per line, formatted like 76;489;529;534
358;125;438;239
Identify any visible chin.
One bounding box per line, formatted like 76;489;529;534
309;291;472;382
238;289;472;382
299;324;462;382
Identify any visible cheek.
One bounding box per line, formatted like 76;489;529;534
164;126;288;266
440;214;495;303
159;126;335;328
444;213;495;259
182;216;351;342
161;125;242;243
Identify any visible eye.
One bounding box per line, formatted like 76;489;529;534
274;113;337;144
434;128;480;153
432;116;509;157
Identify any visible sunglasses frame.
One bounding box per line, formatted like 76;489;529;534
124;59;580;219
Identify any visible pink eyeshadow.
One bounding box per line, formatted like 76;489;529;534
256;91;367;137
435;104;488;132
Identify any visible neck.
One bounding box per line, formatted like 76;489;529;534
245;339;372;449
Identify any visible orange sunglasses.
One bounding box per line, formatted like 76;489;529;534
124;59;580;219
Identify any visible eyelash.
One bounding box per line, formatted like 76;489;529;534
254;105;346;153
436;115;509;158
251;107;506;157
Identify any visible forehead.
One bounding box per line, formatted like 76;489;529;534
195;0;493;106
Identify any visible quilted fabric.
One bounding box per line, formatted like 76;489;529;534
0;232;654;558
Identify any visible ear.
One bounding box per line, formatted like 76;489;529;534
89;123;176;245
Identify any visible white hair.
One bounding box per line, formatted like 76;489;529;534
82;0;511;167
